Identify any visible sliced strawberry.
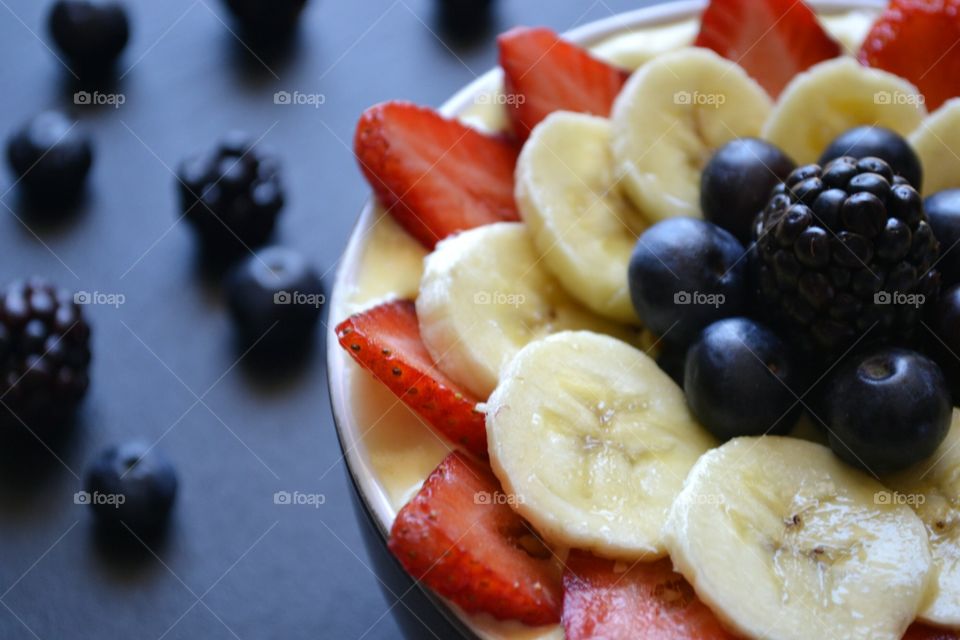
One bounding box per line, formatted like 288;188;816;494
498;27;631;141
903;624;960;640
335;299;487;458
695;0;842;97
562;551;737;639
389;452;562;626
354;101;519;250
859;0;960;111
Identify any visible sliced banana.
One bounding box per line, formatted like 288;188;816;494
884;409;960;626
611;47;772;222
516;112;645;324
762;57;927;164
664;436;932;640
485;330;715;558
416;223;638;399
909;98;960;196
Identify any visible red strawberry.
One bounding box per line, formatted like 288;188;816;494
498;27;631;141
389;452;562;626
354;101;520;250
335;300;487;458
859;0;960;110
903;624;960;640
695;0;842;97
562;551;736;639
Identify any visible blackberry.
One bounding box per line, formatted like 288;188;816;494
753;156;940;358
177;132;284;258
0;279;91;438
6;111;93;207
48;1;130;75
221;0;308;38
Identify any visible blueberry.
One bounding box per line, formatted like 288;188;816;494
6;111;93;206
819;127;923;190
684;318;803;440
222;0;308;38
628;218;748;347
821;347;950;472
48;1;129;74
84;442;177;533
225;246;324;353
700;138;795;244
925;189;960;286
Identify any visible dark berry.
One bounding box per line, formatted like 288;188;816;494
819;127;922;190
925;189;960;286
225;246;324;354
177;132;284;258
84;442;177;534
700;138;795;244
6;111;93;207
437;0;495;35
684;317;803;439
48;1;129;74
820;347;950;472
222;0;308;38
628;218;748;347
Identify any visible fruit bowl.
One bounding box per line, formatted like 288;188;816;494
327;1;898;638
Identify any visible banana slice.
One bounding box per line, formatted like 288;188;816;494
485;330;715;558
611;47;772;222
762;57;927;164
909;98;960;196
516;112;646;324
664;436;932;640
416;222;638;399
884;409;960;626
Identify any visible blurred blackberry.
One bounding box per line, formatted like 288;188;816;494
221;0;307;38
753;156;940;358
0;279;91;437
177;131;284;258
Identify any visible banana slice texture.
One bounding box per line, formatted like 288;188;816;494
416;222;638;399
762;57;928;164
664;436;932;640
909;98;960;196
516;112;646;324
884;409;960;626
485;330;715;559
611;47;772;222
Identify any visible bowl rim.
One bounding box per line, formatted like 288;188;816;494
326;0;884;637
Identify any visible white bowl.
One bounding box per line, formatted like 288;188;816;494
327;1;883;637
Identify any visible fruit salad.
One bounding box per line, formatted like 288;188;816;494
333;1;960;638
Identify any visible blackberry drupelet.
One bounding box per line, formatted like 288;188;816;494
0;279;91;437
177;131;284;258
753;156;940;358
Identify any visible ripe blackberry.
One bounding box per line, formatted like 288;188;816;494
177;132;284;258
753;156;940;358
0;279;91;437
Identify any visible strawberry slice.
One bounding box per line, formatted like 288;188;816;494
562;551;736;639
498;27;631;141
694;0;842;97
859;0;960;111
335;299;487;458
389;452;562;626
903;624;960;640
354;101;520;250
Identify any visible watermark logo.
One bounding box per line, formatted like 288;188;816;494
874;91;925;106
674;91;726;108
689;493;725;506
74;491;126;508
274;291;326;308
874;490;925;506
474;491;524;506
474;93;526;106
874;291;925;308
74;291;125;308
274;490;326;508
74;90;126;109
274;91;326;108
674;291;725;308
473;290;526;308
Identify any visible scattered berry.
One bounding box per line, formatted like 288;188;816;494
498;27;630;141
819;126;923;191
700;138;796;244
6;111;93;207
695;0;841;97
753;156;941;357
0;279;90;439
820;346;950;472
628;217;749;347
84;442;177;534
436;0;494;36
685;317;803;439
335;300;487;457
222;0;308;37
48;0;129;74
389;452;561;625
225;246;323;352
354;101;519;249
925;189;960;286
177;131;284;257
